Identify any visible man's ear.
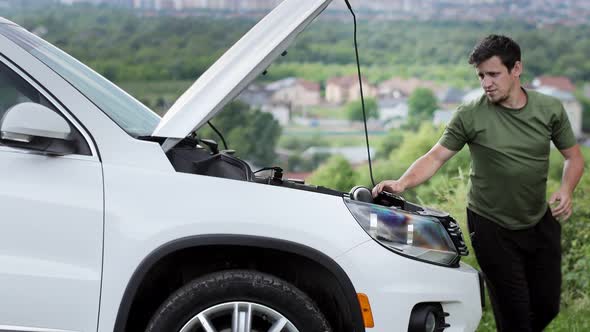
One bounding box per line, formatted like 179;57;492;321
511;61;523;78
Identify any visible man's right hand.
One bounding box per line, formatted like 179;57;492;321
372;180;406;197
370;144;457;198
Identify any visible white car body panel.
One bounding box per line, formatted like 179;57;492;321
336;241;482;332
153;0;332;139
0;151;103;332
97;169;371;331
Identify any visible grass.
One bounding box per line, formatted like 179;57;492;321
300;105;348;119
280;128;387;147
473;303;590;332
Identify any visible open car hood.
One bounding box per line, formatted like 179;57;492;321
152;0;333;141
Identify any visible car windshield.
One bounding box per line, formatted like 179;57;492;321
0;23;160;137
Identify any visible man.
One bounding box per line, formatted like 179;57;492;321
372;35;585;332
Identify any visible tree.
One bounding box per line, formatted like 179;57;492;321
345;97;378;121
375;130;404;160
197;101;281;166
407;88;439;124
391;123;443;167
307;155;357;191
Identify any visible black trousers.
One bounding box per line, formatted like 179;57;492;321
467;207;561;332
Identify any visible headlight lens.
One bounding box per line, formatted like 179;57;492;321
344;199;459;266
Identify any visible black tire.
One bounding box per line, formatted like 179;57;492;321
145;269;331;332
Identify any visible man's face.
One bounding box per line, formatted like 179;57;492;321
476;55;522;104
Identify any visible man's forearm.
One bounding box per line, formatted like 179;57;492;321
399;154;443;190
561;156;585;193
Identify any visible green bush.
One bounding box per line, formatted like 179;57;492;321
307;155;357;191
546;149;590;308
345;97;378;121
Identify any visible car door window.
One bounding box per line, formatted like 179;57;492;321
0;61;91;155
0;24;160;138
0;61;56;118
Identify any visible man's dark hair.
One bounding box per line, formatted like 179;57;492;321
468;34;521;71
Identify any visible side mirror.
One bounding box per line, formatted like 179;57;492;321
0;102;77;156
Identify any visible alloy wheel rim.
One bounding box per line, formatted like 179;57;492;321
179;301;300;332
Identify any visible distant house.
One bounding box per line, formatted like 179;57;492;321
302;146;375;166
377;77;440;98
269;77;321;108
291;117;349;128
237;83;273;108
377;97;409;129
378;98;408;120
266;77;298;91
437;87;465;107
532;76;576;93
432;109;455;126
261;102;291;126
326;75;376;104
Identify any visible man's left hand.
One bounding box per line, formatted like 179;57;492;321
549;189;573;221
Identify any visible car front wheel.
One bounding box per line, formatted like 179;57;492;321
145;270;331;332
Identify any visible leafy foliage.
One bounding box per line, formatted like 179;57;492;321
197;101;281;166
408;88;439;118
547;156;590;309
307;155;357;191
6;7;590;86
406;88;439;130
345;97;378;121
575;93;590;133
375;130;404;159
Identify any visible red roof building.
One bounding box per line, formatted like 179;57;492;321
532;76;576;93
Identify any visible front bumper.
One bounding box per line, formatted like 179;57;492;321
336;240;482;332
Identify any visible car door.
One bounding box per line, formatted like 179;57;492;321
0;58;103;332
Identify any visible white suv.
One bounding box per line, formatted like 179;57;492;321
0;0;482;331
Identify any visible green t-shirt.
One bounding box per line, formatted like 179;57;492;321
439;89;576;230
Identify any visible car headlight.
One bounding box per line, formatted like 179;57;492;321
344;198;459;266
